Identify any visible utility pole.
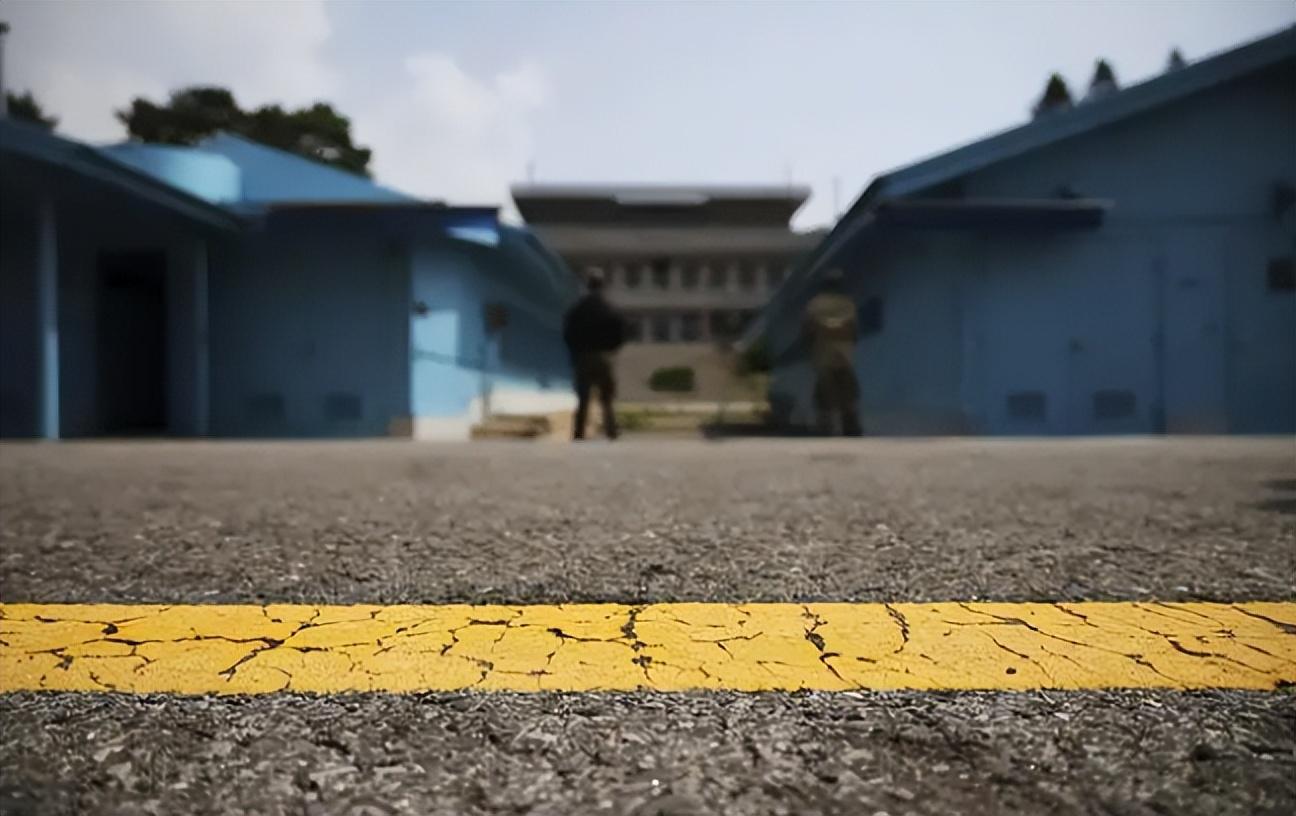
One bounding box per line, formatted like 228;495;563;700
0;21;10;119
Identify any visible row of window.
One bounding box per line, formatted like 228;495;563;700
619;297;883;344
622;310;758;343
585;259;793;292
591;255;1296;294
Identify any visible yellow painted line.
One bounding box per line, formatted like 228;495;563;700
1;602;1293;695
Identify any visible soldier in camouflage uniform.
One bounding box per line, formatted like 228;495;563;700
802;268;862;436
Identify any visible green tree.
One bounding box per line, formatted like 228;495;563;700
648;367;696;393
736;339;772;376
1084;59;1120;102
6;90;58;130
1032;73;1073;118
1092;59;1118;86
116;86;373;176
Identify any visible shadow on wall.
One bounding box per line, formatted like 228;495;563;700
1254;479;1296;514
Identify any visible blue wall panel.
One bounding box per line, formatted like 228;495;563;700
770;57;1295;435
209;223;410;437
409;243;480;420
409;234;573;426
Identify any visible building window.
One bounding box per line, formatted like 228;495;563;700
859;297;884;337
651;314;672;343
623;264;642;289
738;263;757;291
1269;257;1295;292
709;310;735;339
680;264;699;289
680;312;702;342
651;258;672;290
1093;389;1137;421
707;311;723;337
707;265;727;290
1006;391;1046;422
624;314;645;343
764;264;783;290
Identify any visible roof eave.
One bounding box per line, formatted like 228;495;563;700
1;124;243;231
736;178;888;350
511;183;814;204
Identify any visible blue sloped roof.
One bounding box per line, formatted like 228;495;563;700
872;24;1296;201
499;224;581;306
196;132;417;205
0;118;240;229
744;24;1296;346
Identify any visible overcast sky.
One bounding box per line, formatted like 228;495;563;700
3;0;1294;227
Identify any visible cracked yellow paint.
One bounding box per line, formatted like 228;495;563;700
1;602;1293;695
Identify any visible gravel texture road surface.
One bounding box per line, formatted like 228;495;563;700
2;438;1293;606
1;437;1293;815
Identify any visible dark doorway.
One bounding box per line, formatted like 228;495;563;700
97;251;167;435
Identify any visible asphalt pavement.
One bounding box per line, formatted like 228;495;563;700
1;437;1293;815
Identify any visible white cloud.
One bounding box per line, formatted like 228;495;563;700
355;54;549;212
4;1;549;212
37;63;167;141
4;0;336;142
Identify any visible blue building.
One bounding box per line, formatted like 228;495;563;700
0;124;577;440
750;27;1296;435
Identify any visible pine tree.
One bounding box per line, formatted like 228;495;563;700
1092;59;1118;87
1167;48;1188;71
1086;59;1120;101
1033;73;1073;118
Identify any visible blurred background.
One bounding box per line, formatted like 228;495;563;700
1;0;1293;441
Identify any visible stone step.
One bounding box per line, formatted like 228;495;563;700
470;413;563;441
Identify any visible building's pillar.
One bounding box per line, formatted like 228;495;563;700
192;238;210;436
36;195;59;440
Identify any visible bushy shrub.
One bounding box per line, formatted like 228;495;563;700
617;410;650;432
737;340;772;376
648;367;696;393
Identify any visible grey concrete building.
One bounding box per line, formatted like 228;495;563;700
512;184;820;402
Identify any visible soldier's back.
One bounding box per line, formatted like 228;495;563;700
804;293;857;368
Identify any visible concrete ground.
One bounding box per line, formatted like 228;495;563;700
1;437;1294;815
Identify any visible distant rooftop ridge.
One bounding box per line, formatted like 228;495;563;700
512;183;813;203
512;183;813;227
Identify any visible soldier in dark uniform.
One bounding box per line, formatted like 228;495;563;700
563;270;627;441
803;268;862;436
